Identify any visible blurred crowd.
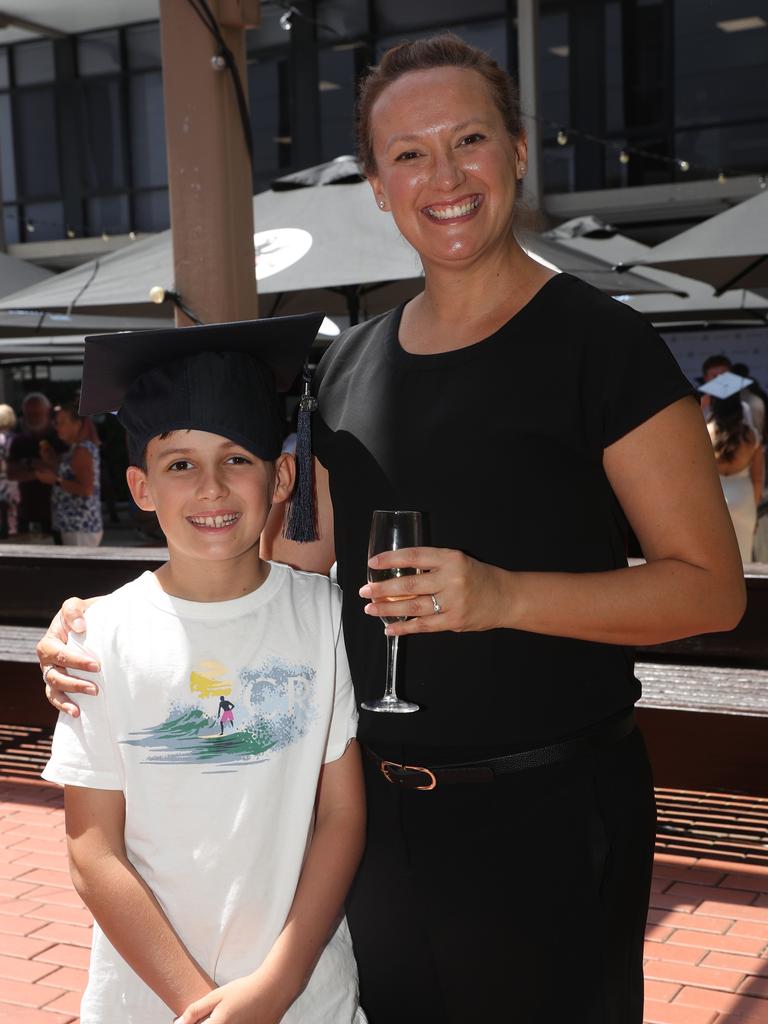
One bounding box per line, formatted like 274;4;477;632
0;391;109;546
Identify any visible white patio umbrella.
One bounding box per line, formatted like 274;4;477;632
548;217;768;325
615;191;768;296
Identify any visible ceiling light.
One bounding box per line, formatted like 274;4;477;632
716;16;767;32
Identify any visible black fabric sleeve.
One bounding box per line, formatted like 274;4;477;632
591;305;695;449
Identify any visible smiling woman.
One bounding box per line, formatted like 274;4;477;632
265;34;745;1024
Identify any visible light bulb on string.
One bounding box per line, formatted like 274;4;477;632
760;175;767;190
619;150;630;165
66;227;76;239
678;159;690;172
556;130;568;146
25;220;35;234
717;171;727;185
101;231;110;241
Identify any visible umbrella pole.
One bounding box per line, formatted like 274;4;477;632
345;287;361;326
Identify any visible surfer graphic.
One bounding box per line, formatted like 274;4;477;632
216;696;235;735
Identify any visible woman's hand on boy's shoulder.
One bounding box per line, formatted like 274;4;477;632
175;970;289;1024
37;597;102;717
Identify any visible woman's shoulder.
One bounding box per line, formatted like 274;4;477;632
315;306;401;384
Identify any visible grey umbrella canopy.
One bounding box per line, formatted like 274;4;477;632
0;251;52;299
616;191;768;295
0;157;682;332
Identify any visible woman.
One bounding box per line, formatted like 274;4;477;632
707;388;764;562
36;401;103;546
39;36;744;1023
0;403;20;538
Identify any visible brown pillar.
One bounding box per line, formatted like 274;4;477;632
158;0;260;326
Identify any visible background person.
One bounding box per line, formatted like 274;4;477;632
7;391;65;536
702;373;764;562
39;35;746;1024
0;403;20;538
35;401;103;547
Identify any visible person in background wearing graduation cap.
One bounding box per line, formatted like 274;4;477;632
39;34;746;1024
701;370;764;562
40;317;367;1024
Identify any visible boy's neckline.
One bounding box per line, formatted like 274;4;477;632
153;556;272;604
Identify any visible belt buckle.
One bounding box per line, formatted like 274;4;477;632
379;759;437;791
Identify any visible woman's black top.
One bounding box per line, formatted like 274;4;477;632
313;274;693;748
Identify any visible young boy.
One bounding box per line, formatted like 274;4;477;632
42;316;366;1024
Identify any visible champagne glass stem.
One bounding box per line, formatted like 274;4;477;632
382;633;400;702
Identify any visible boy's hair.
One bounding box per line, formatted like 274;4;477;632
702;354;731;376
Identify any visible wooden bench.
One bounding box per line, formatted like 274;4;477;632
0;625;57;727
0;543;167;627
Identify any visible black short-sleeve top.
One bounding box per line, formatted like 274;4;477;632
313;273;693;748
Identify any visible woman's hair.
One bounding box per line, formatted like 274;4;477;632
54;400;100;446
0;404;17;431
356;34;522;175
710;395;754;463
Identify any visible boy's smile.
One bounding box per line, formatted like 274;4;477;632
126;429;294;601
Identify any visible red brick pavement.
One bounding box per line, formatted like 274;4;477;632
0;778;766;1023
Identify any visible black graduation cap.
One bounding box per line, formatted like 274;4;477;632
79;314;324;542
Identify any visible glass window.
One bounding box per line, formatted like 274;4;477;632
87;194;130;235
675;122;768;180
14;40;55;86
130;71;168;189
0;94;16;202
81;79;128;190
378;19;507;67
317;0;369;43
134;188;170;231
0;48;9;89
246;8;293;54
15;90;60;198
539;11;570;132
374;0;504;35
604;1;624;133
675;0;768;128
24;200;64;241
249;59;285;192
2;205;19;245
78;31;121;76
126;23;162;70
319;48;356;161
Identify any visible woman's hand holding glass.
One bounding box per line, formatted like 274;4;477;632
359;545;509;636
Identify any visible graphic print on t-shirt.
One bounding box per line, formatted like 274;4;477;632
121;655;317;769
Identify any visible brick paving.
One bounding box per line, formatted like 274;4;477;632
0;778;766;1022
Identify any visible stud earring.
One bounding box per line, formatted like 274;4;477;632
378;199;385;209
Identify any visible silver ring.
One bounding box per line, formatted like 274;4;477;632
430;593;442;615
42;665;55;684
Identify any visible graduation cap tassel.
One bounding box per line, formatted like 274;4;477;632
284;368;318;543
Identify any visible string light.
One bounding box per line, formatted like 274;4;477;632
678;159;690;172
718;171;727;185
66;227;76;239
556;129;568;146
25;220;35;234
619;150;630;165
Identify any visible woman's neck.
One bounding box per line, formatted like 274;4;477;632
401;242;554;353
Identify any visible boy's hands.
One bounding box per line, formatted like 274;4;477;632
175;971;290;1024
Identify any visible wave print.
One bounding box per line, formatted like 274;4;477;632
122;657;319;769
122;702;275;766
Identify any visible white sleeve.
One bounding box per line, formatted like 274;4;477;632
323;622;358;765
41;631;123;791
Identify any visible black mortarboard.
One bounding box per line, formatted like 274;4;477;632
79;314;324;541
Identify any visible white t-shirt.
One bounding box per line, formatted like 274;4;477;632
43;564;361;1024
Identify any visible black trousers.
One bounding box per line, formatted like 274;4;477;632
347;727;656;1024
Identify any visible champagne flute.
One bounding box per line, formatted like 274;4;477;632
361;509;422;713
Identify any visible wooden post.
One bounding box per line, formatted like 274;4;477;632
158;0;260;326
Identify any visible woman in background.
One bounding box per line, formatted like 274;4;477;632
0;403;20;538
706;380;764;561
36;400;103;547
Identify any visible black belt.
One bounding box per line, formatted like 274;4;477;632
364;712;636;791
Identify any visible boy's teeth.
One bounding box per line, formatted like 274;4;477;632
190;514;238;528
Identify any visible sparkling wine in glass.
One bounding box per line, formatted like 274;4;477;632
361;510;422;714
